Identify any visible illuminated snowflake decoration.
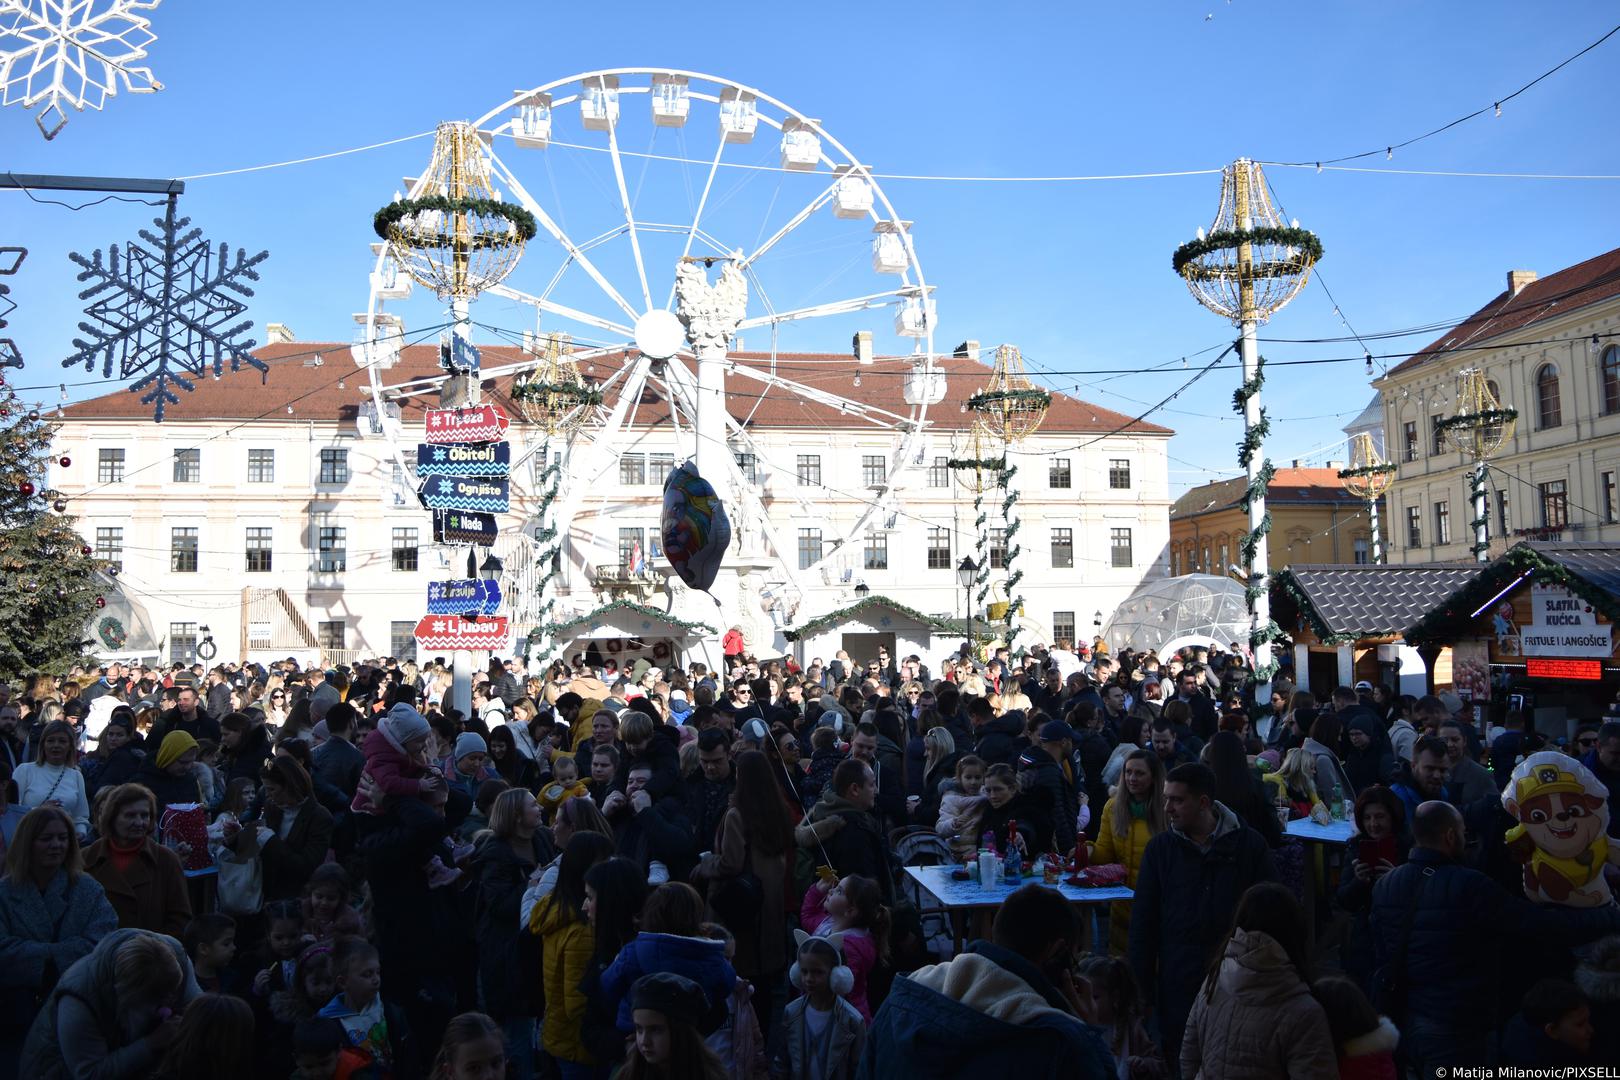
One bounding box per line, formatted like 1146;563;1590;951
0;246;23;368
0;0;164;140
64;209;269;421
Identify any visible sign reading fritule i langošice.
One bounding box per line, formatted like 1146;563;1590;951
1523;584;1614;659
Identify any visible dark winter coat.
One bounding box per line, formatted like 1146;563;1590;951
1018;751;1080;853
131;757;207;808
311;734;365;799
612;794;698;882
1129;802;1277;1060
0;869;120;1003
149;708;220;747
221;722;274;788
259;796;334;902
972;710;1029;769
470;833;552;1018
805;791;894;903
82;836;192;938
599;931;737;1033
977;791;1052;858
684;767;735;852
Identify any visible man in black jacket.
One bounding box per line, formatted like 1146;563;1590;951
973;701;1029;770
802;759;894;903
1171;669;1219;743
849;723;906;833
1021;720;1082;853
684;728;734;852
1130;762;1276;1066
150;684;221;745
1371;800;1620;1074
605;762;697;882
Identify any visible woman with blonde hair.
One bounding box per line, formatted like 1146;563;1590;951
14;721;91;841
1091;749;1167;955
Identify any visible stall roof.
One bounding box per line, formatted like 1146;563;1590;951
784;594;953;642
1275;563;1480;644
545;600;716;638
1404;542;1620;644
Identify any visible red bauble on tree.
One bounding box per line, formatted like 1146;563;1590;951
18;480;33;496
59;456;70;467
95;596;106;609
80;545;92;556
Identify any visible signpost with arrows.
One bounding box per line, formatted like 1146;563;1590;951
427;578;504;617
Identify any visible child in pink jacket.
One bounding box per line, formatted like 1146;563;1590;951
799;874;888;1022
350;703;438;815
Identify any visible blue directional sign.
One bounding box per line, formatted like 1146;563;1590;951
415;441;510;478
427;578;503;616
434;510;498;546
421;475;509;513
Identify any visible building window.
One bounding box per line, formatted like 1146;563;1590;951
1536;364;1562;429
1353;537;1370;564
1049;458;1071;489
172;448;200;483
1540;480;1568;529
861;454;885;488
1497;489;1511;537
733;450;757;485
1431;416;1448;456
1110;527;1133;568
649;453;674;486
392;527;418;572
97;448;125;483
796;454;821;487
318;524;347;573
1053;611;1076;644
1603;346;1620;415
1108;459;1131;490
1602;471;1617;524
864;533;888;570
170;527;198;573
928;456;949;488
318;448;350;485
798;528;823;570
318;621;345;652
986;527;1008;570
1402;421;1419;463
390;620;417;662
1219;540;1231;572
618;453;645;486
168;622;197;665
1406;506;1422;548
1434;500;1451;545
94;527;123;572
927;527;951;570
1051;527;1074;568
245;527;272;573
247;449;275;483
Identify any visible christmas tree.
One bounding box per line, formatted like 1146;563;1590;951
0;378;101;682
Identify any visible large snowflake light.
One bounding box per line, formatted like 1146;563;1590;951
0;246;22;368
0;0;164;140
64;206;270;421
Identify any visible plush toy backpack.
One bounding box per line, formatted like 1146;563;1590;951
1502;750;1620;907
789;929;854;996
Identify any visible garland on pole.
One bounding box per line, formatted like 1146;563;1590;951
525;456;566;662
1467;466;1490;559
373;196;539;243
998;462;1027;653
1233;352;1282;683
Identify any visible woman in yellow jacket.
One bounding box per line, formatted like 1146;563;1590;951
529;831;616;1077
1090;748;1167;956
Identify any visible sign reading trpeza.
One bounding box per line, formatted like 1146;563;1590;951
1522;584;1614;659
424;404;510;444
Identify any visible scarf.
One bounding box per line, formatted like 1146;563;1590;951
1127;798;1149;821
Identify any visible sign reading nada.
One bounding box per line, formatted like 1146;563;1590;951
1523;584;1614;659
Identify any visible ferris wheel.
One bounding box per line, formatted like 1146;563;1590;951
354;68;944;635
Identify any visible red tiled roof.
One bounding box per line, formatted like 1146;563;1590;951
1389;245;1620;376
1169;467;1360;520
62;343;1174;436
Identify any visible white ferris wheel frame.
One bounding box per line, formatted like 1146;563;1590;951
355;67;940;615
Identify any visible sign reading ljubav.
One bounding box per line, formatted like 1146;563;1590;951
1522;585;1614;659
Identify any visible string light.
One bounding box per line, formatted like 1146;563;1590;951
1494;102;1502;118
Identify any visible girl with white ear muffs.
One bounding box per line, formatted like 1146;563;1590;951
780;933;867;1080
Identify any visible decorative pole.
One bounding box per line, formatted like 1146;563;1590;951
1338;432;1397;564
1436;370;1517;563
949;419;1000;658
966;344;1049;657
1174;160;1321;688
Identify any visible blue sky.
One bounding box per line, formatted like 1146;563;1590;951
4;1;1618;494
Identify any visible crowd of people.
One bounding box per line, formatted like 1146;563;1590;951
0;637;1617;1079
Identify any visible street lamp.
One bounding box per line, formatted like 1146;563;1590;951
853;581;870;600
957;556;978;658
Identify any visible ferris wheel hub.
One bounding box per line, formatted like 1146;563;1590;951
634;309;686;360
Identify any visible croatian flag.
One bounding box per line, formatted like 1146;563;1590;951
630;538;645;575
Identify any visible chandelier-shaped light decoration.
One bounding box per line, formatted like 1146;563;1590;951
1172;160;1322;324
967;343;1050;443
511;332;602;434
1438;369;1517;461
0;0;164;140
1337;432;1397;501
373;121;536;300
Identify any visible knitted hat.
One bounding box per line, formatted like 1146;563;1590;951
630;971;707;1027
380;703;430;754
155;730;199;770
454;731;488;762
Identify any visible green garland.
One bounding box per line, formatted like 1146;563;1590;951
1172;225;1325;276
1231;350;1282;684
1237;410;1272;469
536;599;716;641
1466;468;1490;559
1404;542;1620;644
966;387;1052;413
785;593;954;641
1337;463;1398;480
947;456;1007;473
373;195;539;243
511;379;604;409
999;463;1026;649
1434;408;1519;434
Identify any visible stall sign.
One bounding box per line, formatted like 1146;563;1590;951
1522;585;1613;659
1525;658;1603;681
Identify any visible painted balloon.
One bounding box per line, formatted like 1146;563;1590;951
661;461;732;592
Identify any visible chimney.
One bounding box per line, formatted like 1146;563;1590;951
1291;459;1302;468
1506;270;1537;296
265;323;295;344
954;340;980;361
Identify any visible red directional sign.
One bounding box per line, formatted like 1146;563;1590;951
424;404;510;444
413;615;510;651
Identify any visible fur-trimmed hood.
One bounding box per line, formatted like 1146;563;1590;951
1577;936;1620;1003
1342;1016;1400;1058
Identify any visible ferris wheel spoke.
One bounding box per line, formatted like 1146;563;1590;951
735;288;910;332
735;178;841;271
486;147;641;322
664;136;729;310
726;363;913;428
486;283;636;339
548;356;653;543
605;119;655;311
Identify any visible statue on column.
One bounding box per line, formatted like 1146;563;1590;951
675;253;747;352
